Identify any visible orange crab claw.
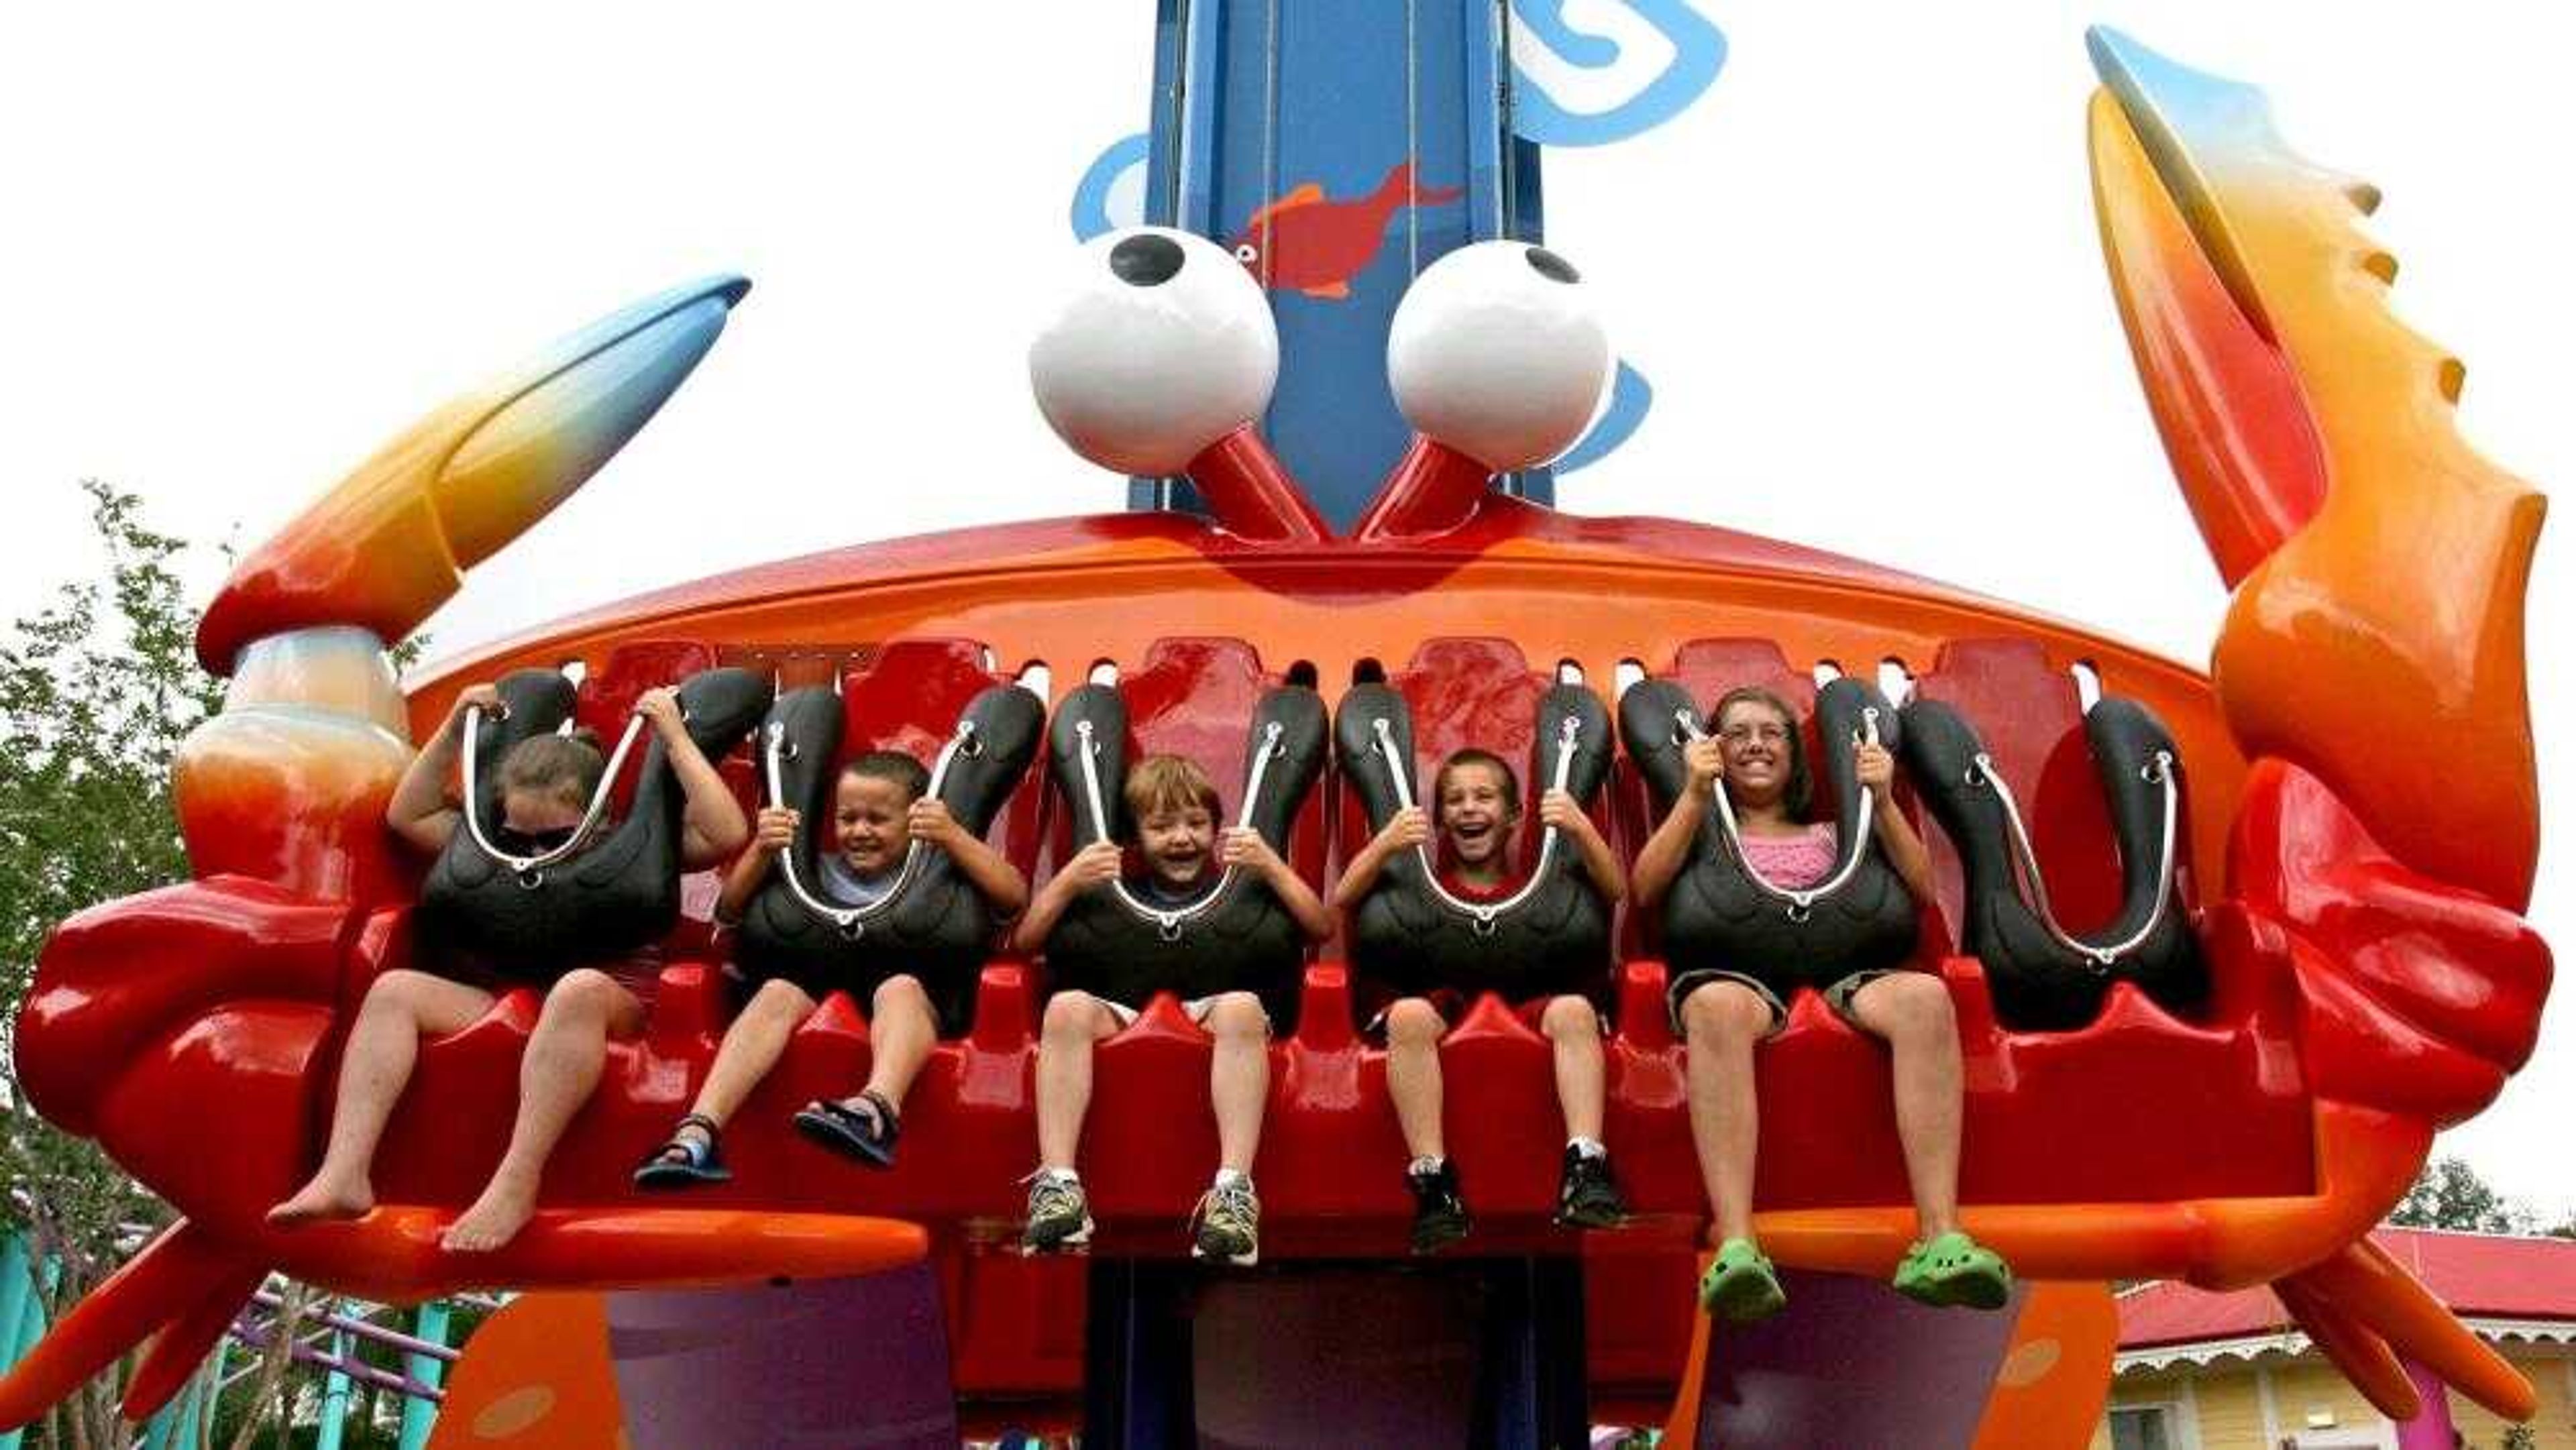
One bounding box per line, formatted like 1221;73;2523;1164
193;274;750;677
2087;28;2544;909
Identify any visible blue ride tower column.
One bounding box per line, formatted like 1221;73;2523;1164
1132;0;1550;530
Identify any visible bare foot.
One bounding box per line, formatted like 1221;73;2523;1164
440;1181;537;1253
266;1175;373;1229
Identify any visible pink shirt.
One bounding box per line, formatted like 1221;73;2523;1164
1739;823;1836;889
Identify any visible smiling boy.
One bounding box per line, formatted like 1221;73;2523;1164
633;750;1028;1186
1014;755;1334;1266
1337;747;1629;1252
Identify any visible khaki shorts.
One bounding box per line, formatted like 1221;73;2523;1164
1666;968;1898;1039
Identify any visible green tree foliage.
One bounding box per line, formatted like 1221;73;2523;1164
2388;1156;2541;1235
0;481;224;1446
1;484;436;1448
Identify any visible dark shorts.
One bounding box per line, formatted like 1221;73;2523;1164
731;960;975;1040
1360;987;1609;1042
419;950;665;1009
1664;967;1898;1039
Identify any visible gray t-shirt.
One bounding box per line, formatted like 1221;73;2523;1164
818;855;898;908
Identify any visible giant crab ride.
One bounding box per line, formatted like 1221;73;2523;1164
0;11;2554;1449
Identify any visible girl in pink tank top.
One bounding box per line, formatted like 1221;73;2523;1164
1628;683;2006;1327
1737;821;1837;890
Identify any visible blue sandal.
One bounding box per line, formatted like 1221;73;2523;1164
794;1089;900;1170
633;1113;731;1190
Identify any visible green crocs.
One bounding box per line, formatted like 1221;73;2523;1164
1697;1237;1788;1324
1892;1231;2012;1310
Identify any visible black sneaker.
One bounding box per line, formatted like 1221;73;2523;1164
1555;1146;1627;1230
1407;1160;1472;1254
1022;1170;1093;1255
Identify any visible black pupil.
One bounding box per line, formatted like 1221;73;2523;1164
1110;234;1187;286
1525;247;1580;284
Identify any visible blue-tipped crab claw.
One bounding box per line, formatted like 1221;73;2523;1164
195;274;751;674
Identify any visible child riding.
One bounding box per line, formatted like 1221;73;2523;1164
1631;685;2008;1321
268;681;748;1251
1338;746;1629;1253
1015;755;1334;1266
633;749;1029;1186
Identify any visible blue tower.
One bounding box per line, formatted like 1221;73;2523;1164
1134;0;1551;528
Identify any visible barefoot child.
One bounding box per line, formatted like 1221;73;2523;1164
269;681;748;1251
1336;748;1629;1253
1016;756;1334;1266
633;750;1028;1184
1631;685;2008;1321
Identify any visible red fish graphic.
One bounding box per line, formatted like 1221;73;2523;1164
1227;160;1464;300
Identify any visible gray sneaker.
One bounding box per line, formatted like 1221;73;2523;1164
1191;1177;1260;1267
1022;1170;1093;1255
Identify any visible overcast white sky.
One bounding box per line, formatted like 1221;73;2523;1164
2;5;2568;1213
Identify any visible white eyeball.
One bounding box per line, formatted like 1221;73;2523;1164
1029;227;1279;476
1387;242;1611;472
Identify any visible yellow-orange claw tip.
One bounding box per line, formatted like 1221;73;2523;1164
196;274;750;675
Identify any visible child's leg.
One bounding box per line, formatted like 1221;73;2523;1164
1201;993;1269;1177
1383;997;1448;1161
652;978;816;1152
1539;995;1606;1143
1678;980;1770;1244
847;974;938;1116
1035;991;1123;1173
270;970;494;1226
445;969;647;1251
1845;973;1965;1239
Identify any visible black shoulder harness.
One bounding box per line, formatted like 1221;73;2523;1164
417;666;772;970
1039;681;1328;1030
1620;676;1919;997
1900;695;2206;1029
1335;681;1613;1001
733;681;1043;985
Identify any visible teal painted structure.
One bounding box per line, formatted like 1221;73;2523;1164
398;1301;450;1450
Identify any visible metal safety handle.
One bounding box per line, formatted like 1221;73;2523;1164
1075;716;1286;939
460;705;652;888
1685;706;1881;921
765;717;979;939
1966;748;2179;972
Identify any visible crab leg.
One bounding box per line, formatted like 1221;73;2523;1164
0;1221;255;1432
2271;1275;2416;1420
2286;1237;2536;1421
2086;28;2544;909
119;1263;268;1422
